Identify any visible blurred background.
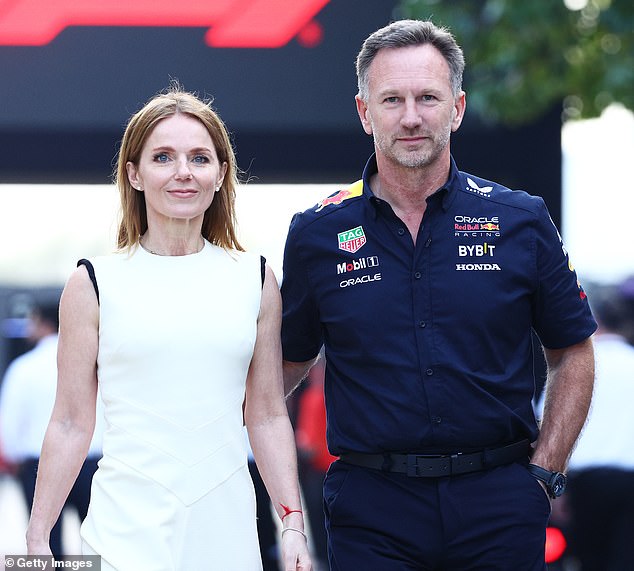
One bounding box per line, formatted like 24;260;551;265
0;0;632;569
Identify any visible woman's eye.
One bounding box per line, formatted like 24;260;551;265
192;155;210;164
153;153;169;163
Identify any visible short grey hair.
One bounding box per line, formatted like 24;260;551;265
356;19;465;100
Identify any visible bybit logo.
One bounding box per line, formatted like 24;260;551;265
457;243;496;257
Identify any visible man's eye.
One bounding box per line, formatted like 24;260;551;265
384;97;399;104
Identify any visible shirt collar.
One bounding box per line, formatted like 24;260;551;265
361;153;461;214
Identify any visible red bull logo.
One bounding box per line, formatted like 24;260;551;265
480;223;500;231
316;189;352;212
315;180;363;212
0;0;329;47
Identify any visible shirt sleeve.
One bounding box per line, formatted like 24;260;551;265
531;198;597;349
280;214;323;362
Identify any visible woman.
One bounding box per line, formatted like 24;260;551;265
26;86;311;571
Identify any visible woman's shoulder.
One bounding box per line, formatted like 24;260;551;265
207;243;261;265
84;249;135;265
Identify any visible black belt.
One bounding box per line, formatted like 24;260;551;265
339;440;530;478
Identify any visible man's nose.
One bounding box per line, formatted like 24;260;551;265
401;99;422;128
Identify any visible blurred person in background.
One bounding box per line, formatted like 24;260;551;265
617;275;634;346
565;283;634;571
25;85;311;571
0;298;103;558
281;19;596;570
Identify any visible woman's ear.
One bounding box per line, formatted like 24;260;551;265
126;161;142;191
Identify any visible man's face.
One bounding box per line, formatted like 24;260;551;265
356;44;465;169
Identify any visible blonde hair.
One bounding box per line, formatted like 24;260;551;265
115;84;243;251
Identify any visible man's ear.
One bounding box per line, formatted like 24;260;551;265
451;91;466;133
356;96;373;136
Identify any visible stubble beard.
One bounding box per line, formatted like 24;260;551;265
373;125;452;170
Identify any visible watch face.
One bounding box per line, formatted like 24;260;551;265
551;473;567;497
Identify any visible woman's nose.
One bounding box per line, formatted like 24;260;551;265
174;157;193;179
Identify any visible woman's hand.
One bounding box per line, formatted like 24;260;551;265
280;527;312;571
26;534;53;557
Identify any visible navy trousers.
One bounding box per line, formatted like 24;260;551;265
324;459;551;570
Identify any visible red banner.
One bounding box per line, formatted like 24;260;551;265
0;0;329;47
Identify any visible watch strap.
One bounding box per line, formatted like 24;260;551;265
527;463;566;498
527;463;552;482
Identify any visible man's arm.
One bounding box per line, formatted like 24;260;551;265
283;358;319;398
531;337;595;472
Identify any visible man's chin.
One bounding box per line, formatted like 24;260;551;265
393;152;433;169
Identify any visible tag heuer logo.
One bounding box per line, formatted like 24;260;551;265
338;226;367;253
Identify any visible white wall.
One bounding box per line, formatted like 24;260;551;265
562;104;634;284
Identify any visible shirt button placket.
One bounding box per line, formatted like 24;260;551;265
414;271;425;327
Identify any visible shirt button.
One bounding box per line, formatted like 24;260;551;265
397;228;405;236
431;416;442;424
414;271;422;279
419;320;426;328
426;368;434;376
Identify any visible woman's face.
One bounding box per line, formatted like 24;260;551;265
126;113;227;226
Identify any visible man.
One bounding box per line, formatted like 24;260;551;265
0;298;103;559
281;19;596;570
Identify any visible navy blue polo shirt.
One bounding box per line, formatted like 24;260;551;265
281;155;596;455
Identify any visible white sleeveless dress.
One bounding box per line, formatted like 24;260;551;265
80;241;264;571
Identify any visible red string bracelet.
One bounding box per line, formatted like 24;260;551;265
280;503;303;521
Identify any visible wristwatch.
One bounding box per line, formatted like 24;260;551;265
527;463;567;498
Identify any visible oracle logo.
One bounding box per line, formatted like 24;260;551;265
0;0;329;47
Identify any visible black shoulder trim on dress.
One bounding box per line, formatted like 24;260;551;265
77;259;100;304
260;255;267;289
